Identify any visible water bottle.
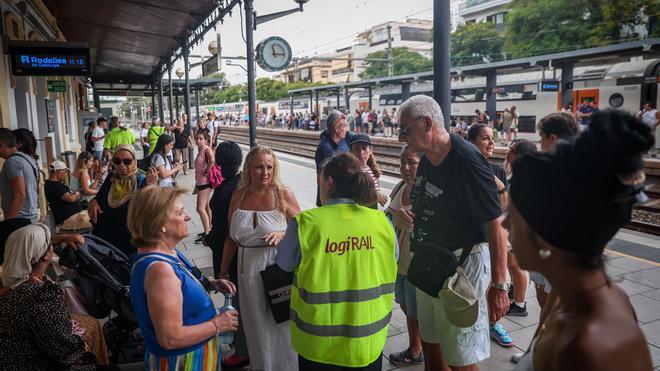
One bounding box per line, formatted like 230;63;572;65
217;294;235;344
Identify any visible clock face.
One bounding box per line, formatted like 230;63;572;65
256;37;292;72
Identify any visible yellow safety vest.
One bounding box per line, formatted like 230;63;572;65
291;203;397;367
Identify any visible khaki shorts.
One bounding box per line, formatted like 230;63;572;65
60;210;92;232
415;244;491;367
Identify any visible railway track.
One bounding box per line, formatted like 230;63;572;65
218;126;660;235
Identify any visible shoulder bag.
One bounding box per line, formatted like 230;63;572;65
260;264;293;323
404;167;472;297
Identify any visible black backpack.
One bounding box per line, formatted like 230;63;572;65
137;152;154;172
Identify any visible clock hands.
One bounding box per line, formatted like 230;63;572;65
271;45;286;58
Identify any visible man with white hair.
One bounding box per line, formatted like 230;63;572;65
314;110;350;206
396;95;509;371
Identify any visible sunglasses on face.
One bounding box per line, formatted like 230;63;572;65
399;116;424;137
112;157;133;166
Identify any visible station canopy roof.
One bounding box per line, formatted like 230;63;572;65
43;0;229;85
288;38;660;95
93;77;227;97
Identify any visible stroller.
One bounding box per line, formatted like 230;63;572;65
55;234;144;365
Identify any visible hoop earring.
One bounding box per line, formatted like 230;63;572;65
539;249;551;259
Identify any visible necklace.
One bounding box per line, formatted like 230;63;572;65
537;279;610;334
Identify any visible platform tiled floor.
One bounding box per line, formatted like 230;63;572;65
168;146;660;371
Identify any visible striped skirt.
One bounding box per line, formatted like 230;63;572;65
145;335;221;371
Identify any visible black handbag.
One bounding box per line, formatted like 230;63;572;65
260;264;293;323
406;241;472;298
406;168;473;297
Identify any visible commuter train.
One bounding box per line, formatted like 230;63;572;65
201;58;660;138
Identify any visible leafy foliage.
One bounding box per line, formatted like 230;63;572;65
504;0;654;58
451;22;504;66
359;47;432;79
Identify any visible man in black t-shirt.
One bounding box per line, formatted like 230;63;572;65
397;95;509;370
44;161;91;231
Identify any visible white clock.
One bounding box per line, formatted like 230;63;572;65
256;36;292;72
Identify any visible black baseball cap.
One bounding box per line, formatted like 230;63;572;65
350;134;371;146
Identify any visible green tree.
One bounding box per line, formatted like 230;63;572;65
504;0;653;58
211;84;247;104
359;47;432;79
256;78;287;101
642;0;660;37
451;22;504;66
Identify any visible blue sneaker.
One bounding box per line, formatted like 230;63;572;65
490;323;514;347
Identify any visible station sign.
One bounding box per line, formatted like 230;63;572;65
538;80;560;92
47;80;67;92
8;41;91;76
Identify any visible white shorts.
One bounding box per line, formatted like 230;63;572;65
529;271;552;293
415;244;491;367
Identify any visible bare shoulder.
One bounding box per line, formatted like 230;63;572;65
281;187;298;202
144;261;177;290
554;287;651;371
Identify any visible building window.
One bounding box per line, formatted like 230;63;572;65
371;28;388;43
400;27;432;42
465;19;476;24
321;70;329;78
486;12;506;24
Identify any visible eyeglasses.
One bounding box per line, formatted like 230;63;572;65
509;139;522;149
112;157;133;166
398;116;424;137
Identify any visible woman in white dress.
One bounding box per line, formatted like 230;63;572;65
220;146;301;371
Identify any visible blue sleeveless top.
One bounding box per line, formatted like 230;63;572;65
129;250;216;357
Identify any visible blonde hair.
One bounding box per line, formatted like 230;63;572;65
239;146;286;214
127;185;188;247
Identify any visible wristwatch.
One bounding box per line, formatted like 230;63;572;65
491;282;511;292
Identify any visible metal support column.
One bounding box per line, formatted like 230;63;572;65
158;77;164;124
195;89;200;125
387;25;393;78
168;65;174;124
336;89;341;110
309;91;313;113
314;90;319;114
183;48;191;130
175;94;180;120
486;70;497;120
401;82;412;102
245;0;257;147
290;95;294;123
92;90;101;113
315;90;320;131
344;87;350;113
151;85;156;119
368;86;372;110
561;62;574;108
433;0;451;129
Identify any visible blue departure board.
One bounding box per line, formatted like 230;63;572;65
8;41;91;76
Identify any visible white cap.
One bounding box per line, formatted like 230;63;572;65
49;160;69;171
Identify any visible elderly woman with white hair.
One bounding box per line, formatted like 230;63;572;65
0;224;102;370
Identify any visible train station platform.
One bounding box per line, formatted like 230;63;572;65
164;146;660;371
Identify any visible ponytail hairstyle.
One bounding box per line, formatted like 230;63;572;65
322;153;378;206
366;152;381;179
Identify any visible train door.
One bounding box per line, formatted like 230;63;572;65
572;89;599;110
641;60;659;109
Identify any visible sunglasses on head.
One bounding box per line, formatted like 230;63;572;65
112;157;133;166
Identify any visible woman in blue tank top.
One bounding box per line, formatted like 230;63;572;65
127;186;239;370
